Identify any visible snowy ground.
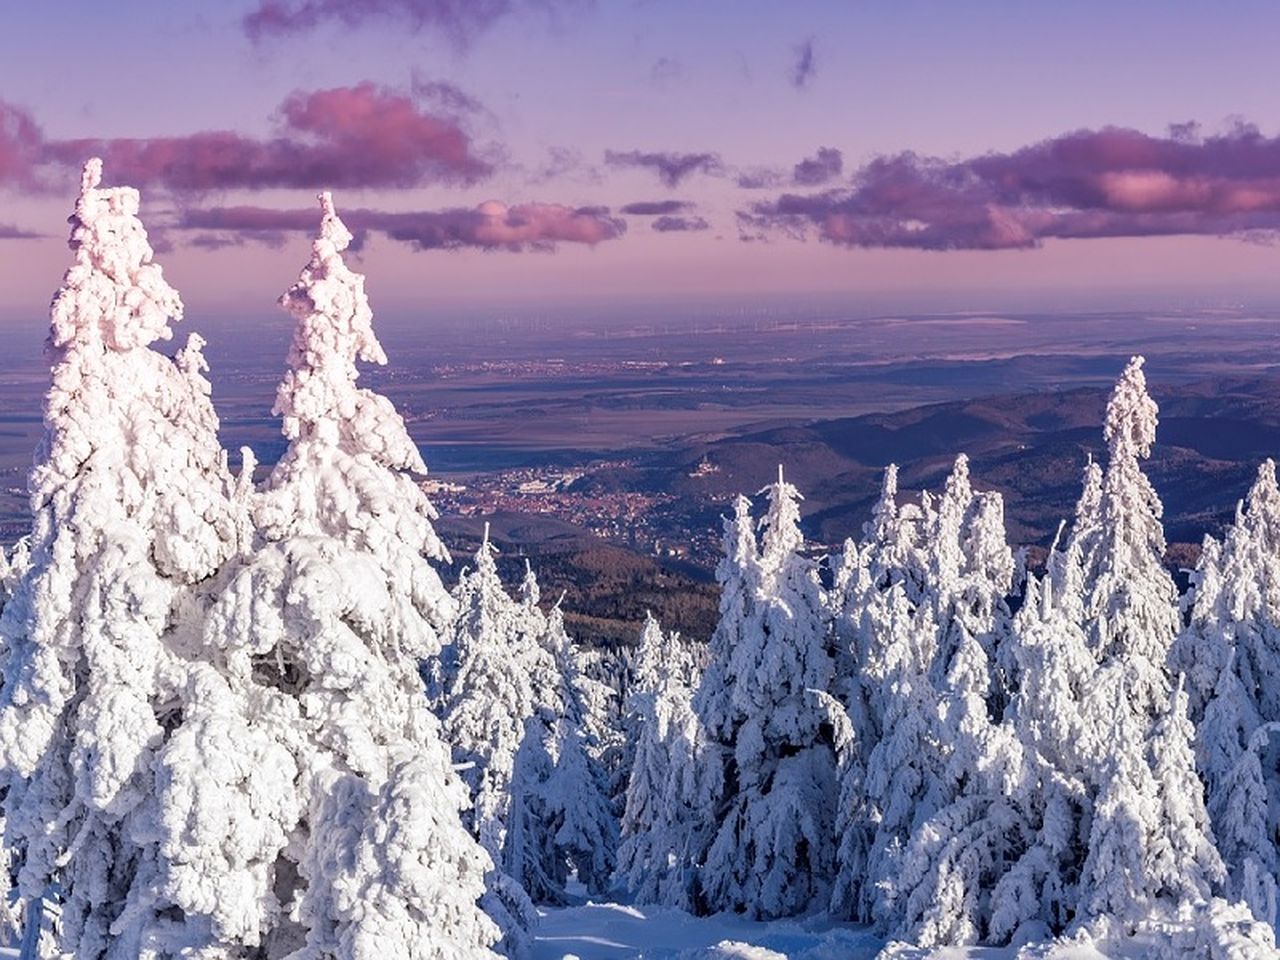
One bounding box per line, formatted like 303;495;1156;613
531;904;1174;960
531;901;883;959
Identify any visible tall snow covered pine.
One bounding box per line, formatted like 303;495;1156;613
1073;357;1222;928
193;192;505;957
0;160;245;957
697;467;839;918
617;613;717;909
0;161;244;957
1177;459;1280;923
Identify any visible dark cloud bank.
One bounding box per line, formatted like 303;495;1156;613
745;123;1280;249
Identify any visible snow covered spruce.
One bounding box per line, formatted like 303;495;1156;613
430;525;616;945
0;159;247;958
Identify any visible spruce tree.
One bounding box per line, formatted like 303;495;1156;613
887;458;1022;945
0;159;243;957
989;574;1095;943
617;614;716;909
535;605;619;895
995;359;1252;948
697;468;839;918
193;192;503;957
439;529;549;864
1071;358;1213;928
1177;460;1280;921
455;570;618;908
694;494;760;743
1075;357;1180;712
830;465;930;922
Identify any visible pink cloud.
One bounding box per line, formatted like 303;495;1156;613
744;123;1280;250
59;83;488;191
177;200;625;252
3;83;489;194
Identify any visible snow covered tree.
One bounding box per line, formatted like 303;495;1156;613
1078;669;1163;925
500;716;560;908
0;159;245;957
1227;462;1280;733
1073;357;1181;713
993;472;1103;937
434;527;616;912
1050;456;1103;629
535;604;619;896
438;530;549;862
1075;671;1224;934
1176;459;1280;922
1147;681;1225;905
571;639;633;816
1207;723;1276;926
617;614;717;909
836;465;936;721
988;358;1246;947
859;664;949;924
988;573;1095;944
830;465;931;921
432;530;558;951
616;617;681;901
697;467;839;918
918;457;1015;807
830;455;1019;939
1069;358;1216;930
182;192;503;957
502;696;616;908
925;456;1015;693
629;613;700;720
617;613;692;841
694;494;759;743
889;635;1024;945
880;457;1021;944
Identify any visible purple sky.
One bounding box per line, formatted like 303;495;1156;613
3;1;1280;324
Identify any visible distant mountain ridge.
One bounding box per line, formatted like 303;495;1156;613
580;373;1280;558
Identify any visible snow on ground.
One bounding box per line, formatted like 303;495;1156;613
532;901;881;959
531;903;1185;960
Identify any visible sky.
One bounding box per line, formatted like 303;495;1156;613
4;1;1280;326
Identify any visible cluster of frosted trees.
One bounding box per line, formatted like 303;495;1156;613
0;161;560;958
0;159;633;960
426;526;619;951
619;359;1280;953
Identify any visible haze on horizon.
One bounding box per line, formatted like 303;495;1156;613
3;1;1280;330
